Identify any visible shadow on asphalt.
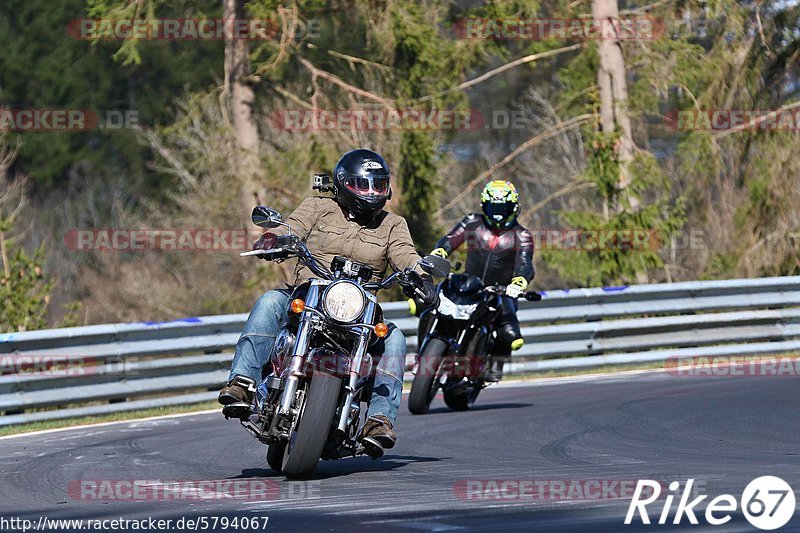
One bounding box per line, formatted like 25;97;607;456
234;454;444;480
423;401;532;415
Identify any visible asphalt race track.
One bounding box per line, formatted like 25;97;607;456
1;371;799;532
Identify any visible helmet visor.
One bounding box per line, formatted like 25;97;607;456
483;201;517;225
342;174;390;198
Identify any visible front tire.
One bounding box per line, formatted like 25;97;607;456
266;441;285;473
408;338;447;415
443;331;489;411
443;382;482;411
280;371;341;478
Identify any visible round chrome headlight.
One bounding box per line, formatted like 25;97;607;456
322;281;366;323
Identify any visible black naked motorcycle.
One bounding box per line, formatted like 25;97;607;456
407;272;539;414
235;206;449;478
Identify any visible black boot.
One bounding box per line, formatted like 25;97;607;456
218;375;256;419
486;358;505;382
359;415;397;458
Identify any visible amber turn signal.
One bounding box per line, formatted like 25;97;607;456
290;299;305;313
374;322;389;338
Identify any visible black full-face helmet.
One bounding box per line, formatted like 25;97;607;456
333;149;392;219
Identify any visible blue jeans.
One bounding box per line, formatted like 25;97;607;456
228;290;405;421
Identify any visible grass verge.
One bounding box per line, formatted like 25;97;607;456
0;400;219;438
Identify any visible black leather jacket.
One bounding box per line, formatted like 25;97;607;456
434;213;535;285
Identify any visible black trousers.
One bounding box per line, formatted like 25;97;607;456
490;296;522;356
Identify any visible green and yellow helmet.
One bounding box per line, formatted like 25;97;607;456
480;180;520;229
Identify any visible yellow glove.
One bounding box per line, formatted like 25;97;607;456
510;276;528;290
506;276;528;298
431;248;448;259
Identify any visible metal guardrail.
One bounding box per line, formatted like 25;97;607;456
3;275;800;427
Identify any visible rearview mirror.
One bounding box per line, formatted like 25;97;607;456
251;206;283;229
418;255;451;278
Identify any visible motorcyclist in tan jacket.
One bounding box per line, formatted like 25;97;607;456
219;149;437;452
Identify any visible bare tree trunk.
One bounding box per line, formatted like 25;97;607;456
592;0;635;197
593;0;646;282
0;232;9;280
223;0;261;222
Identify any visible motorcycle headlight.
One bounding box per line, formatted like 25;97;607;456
322;281;366;323
437;293;478;320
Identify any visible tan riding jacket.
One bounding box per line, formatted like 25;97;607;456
269;196;424;286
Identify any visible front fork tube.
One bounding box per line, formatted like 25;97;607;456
336;300;375;434
278;285;319;416
336;332;370;433
278;320;310;415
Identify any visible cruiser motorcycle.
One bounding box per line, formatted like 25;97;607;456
235;206;449;478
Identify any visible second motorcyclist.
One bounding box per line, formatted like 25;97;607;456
424;179;535;381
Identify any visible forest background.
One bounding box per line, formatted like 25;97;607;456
0;0;798;330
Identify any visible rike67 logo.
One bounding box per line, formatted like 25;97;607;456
626;477;795;530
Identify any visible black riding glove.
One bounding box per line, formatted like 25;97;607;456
403;271;438;307
418;279;439;307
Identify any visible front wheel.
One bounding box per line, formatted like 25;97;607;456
408;338;447;415
443;330;489;411
280;371;341;478
443;381;483;411
266;441;286;473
